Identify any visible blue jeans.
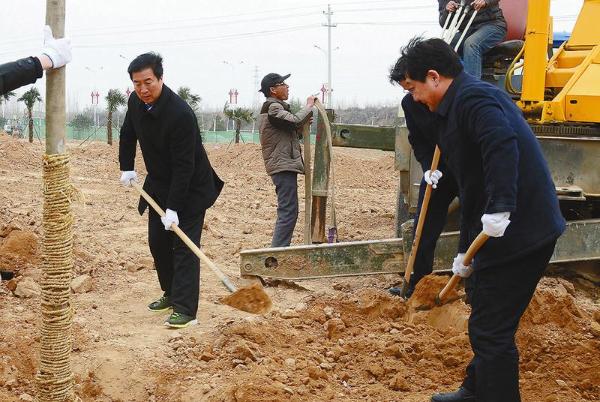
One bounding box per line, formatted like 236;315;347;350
452;24;506;79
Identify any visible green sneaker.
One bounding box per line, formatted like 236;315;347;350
147;296;172;313
164;312;197;328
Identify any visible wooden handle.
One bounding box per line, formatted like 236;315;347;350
303;124;312;245
403;146;442;284
314;99;337;231
437;231;489;303
131;182;238;293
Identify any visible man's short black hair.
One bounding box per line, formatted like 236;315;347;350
389;36;463;84
128;52;163;80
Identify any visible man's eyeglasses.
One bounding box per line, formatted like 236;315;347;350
272;82;288;88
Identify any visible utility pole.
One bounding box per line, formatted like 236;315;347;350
323;4;336;108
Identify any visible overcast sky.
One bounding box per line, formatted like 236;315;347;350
1;0;581;113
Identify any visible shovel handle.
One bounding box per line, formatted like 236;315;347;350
131;181;238;293
303;123;312;245
436;231;490;303
403;146;442;287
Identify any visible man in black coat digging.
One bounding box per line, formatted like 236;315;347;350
389;37;565;402
119;52;223;328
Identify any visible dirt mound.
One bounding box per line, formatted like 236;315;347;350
220;282;272;314
0;135;42;171
162;290;472;401
152;283;598;402
515;279;600;401
0;228;40;273
521;279;584;330
407;274;461;309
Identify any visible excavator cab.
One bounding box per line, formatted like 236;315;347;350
481;0;528;91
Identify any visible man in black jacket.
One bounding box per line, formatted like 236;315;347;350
0;26;71;96
119;53;223;329
439;0;506;79
390;37;565;402
389;93;459;299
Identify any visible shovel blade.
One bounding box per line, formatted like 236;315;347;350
220;283;272;314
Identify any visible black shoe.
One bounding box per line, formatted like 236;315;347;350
388;286;414;299
431;387;476;402
0;271;14;281
147;295;173;313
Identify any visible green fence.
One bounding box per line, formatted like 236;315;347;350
24;118;316;145
200;131;261;144
27;118;260;144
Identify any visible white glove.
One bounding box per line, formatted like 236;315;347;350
452;253;473;278
41;26;72;69
120;171;137;187
424;169;443;189
481;212;511;237
161;209;179;231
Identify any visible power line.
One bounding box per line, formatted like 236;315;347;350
69;5;430;39
0;3;434;47
336;5;432;13
337;21;438;26
72;11;320;38
73;24;320;49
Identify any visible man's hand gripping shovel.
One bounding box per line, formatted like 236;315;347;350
415;231;489;311
129;181;272;314
398;146;442;298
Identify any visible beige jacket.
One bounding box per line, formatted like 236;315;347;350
259;97;312;176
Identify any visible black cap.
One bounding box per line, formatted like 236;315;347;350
259;73;291;95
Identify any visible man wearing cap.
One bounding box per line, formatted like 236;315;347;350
258;73;315;247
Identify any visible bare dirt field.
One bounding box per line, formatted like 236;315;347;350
0;134;599;401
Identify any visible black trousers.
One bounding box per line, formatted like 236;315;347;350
271;171;299;247
461;239;557;402
148;208;205;317
408;176;458;291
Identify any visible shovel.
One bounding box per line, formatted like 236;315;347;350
130;182;272;314
398;146;442;298
416;231;489;311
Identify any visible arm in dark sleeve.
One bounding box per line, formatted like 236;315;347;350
0;57;43;96
118;107;137;171
438;0;450;28
457;189;469;253
459;89;519;213
166;111;197;211
485;0;500;7
402;96;435;171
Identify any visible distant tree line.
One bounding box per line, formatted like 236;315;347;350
3;86;403;144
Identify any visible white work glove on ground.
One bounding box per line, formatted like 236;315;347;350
161;209;179;231
424;169;443;189
481;212;511;237
41;25;72;69
452;253;473;278
119;171;137;187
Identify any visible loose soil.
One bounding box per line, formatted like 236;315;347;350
0;134;598;401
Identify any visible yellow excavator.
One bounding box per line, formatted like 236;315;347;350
517;0;600;128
